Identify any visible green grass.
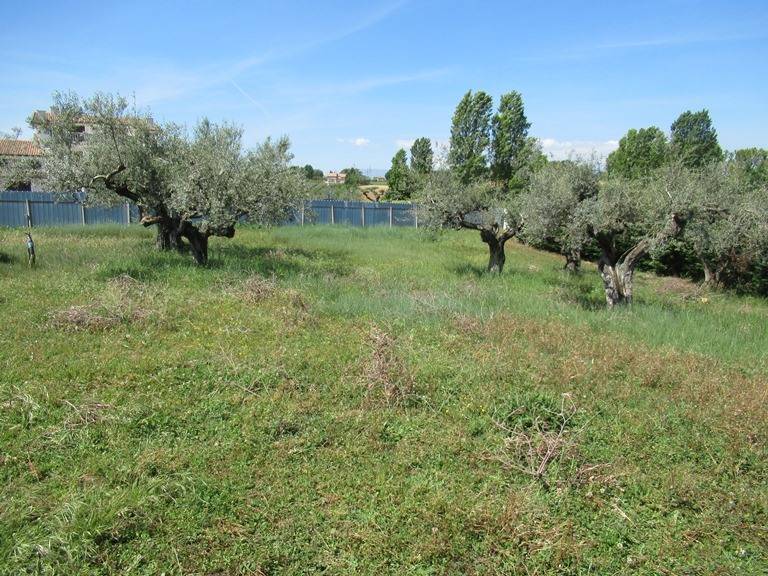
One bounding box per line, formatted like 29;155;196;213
1;225;765;575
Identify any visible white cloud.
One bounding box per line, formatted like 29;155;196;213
338;137;370;147
539;138;619;161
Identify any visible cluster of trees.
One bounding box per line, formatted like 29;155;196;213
421;90;768;306
340;167;370;188
603;110;768;293
299;164;325;181
5;89;766;306
24;92;308;265
385;137;434;200
421;90;546;276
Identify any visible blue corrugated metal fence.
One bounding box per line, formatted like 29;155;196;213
300;200;418;227
0;192;419;229
0;191;138;227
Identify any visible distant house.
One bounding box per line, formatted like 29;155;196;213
0;139;43;191
30;108;155;143
324;171;347;185
31;109;102;144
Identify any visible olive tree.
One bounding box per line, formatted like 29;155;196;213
420;169;521;273
31;92;184;249
32;91;306;265
684;161;768;288
524;162;696;306
579;166;697;307
521;160;598;272
160;119;305;265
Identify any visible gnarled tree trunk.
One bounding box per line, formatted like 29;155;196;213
141;210;185;252
182;225;210;266
598;257;636;307
698;252;727;289
155;219;184;252
701;259;720;288
564;249;581;273
180;221;235;266
595;213;686;308
481;229;507;273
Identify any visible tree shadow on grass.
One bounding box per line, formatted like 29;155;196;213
541;270;607;311
451;263;488;279
92;243;352;285
0;252;18;264
208;243;353;279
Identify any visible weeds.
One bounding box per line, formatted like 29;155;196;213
363;325;415;405
494;393;584;489
240;274;278;303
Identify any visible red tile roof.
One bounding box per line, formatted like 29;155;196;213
0;139;42;157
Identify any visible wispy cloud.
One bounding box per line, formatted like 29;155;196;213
509;31;767;64
132;2;408;105
338;137;371;147
299;0;408;51
286;68;450;99
597;31;766;50
539;138;619;160
395;138;415;149
229;80;270;119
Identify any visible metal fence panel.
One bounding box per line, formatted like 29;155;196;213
393;205;417;227
1;191;419;229
85;204;128;225
0;201;27;227
31;201;81;226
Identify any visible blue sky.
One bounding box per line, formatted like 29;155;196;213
1;0;766;172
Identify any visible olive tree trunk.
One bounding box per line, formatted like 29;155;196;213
698;253;726;289
481;229;507;273
155;219;184;252
595;214;686;308
564;249;581;273
179;221;235;266
598;258;636;307
183;227;210;266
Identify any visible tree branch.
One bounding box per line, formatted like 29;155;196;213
89;163;141;203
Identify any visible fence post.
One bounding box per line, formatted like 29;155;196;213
389;205;393;228
125;202;131;225
301;202;305;226
331;204;335;225
25;200;32;228
361;204;365;227
414;205;418;228
80;204;86;225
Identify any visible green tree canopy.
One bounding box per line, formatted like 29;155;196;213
670;109;723;168
301;164;325;180
490;91;531;189
732;148;768;189
448;90;493;184
606;126;668;179
32;91;306;265
521;160;598;271
385;149;416;200
409;137;433;176
341;167;369;188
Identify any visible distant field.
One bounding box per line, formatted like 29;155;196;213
1;225;765;575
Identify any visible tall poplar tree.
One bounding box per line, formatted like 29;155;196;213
448;90;493;184
490;91;531;190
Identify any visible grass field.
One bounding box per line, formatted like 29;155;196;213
1;225;766;575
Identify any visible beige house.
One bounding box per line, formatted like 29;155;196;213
0;139;43;191
324;171;347;185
